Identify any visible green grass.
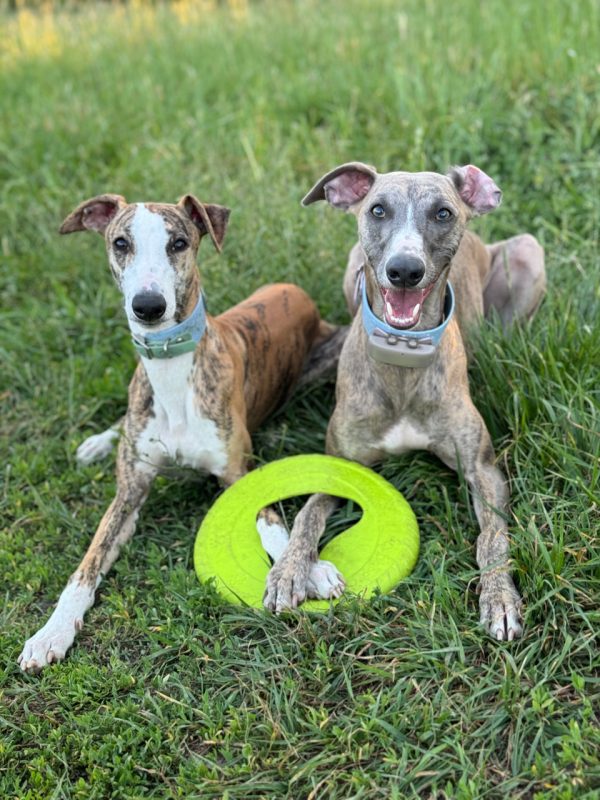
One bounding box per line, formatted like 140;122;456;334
1;0;599;797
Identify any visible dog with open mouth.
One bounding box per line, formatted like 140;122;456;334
264;162;546;641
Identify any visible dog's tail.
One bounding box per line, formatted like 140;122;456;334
298;321;349;387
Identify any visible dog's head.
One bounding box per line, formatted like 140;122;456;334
303;162;501;329
60;195;230;331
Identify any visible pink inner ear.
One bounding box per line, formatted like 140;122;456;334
458;165;502;215
324;171;374;209
82;201;119;232
189;206;202;225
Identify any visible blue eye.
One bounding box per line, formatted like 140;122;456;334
435;208;452;221
371;204;385;218
172;238;188;252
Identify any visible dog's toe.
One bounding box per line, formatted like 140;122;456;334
264;557;310;614
18;625;76;673
479;577;523;642
306;559;345;600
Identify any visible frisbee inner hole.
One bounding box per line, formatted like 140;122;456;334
265;496;364;560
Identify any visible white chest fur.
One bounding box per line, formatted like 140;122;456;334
137;353;228;476
380;418;431;455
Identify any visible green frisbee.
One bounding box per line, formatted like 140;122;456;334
194;455;419;610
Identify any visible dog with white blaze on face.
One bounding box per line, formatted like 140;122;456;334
264;162;546;642
18;193;346;672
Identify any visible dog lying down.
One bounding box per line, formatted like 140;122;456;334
19;193;345;672
263;162;545;642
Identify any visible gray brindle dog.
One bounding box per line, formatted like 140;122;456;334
264;162;546;641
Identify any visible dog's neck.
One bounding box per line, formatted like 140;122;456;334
130;284;215;429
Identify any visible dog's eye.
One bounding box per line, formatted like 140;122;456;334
435;208;453;221
113;237;130;252
371;205;386;219
171;238;188;252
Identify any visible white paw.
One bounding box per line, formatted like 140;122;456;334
76;428;119;466
306;559;346;600
18;582;95;672
18;619;80;673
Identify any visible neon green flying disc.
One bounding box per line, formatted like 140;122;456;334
194;455;419;610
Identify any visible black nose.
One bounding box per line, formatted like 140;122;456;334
385;255;425;288
132;291;167;322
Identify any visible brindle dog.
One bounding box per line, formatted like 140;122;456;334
19;193;344;672
264;162;546;641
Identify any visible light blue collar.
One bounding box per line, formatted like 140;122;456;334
360;276;455;367
131;294;207;359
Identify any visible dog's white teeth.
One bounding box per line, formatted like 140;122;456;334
386;302;393;316
413;303;421;317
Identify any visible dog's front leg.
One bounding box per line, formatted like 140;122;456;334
263;493;342;612
432;400;523;641
258;504;346;605
19;441;156;672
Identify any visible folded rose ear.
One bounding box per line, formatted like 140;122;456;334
449;165;502;216
302;162;378;210
59;194;126;234
179;195;231;253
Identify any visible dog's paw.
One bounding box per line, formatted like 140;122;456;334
76;429;119;466
18;620;80;673
479;575;523;641
264;555;311;613
306;559;345;600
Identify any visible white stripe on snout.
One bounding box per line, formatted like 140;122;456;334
122;204;178;333
389;203;423;254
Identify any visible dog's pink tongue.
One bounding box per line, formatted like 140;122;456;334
381;288;424;329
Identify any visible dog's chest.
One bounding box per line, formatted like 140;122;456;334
138;354;228;476
379;417;431;454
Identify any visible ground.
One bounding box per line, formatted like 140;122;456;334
0;0;598;797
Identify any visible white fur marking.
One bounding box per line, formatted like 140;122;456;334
76;428;120;465
257;518;289;561
18;582;96;671
388;202;425;258
306;560;346;600
380;418;431;454
137;350;228;476
124;204;177;334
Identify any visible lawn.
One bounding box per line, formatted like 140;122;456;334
0;0;599;797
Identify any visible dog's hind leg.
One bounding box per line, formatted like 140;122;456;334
297;321;349;387
19;438;156;672
484;234;546;328
76;417;124;466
